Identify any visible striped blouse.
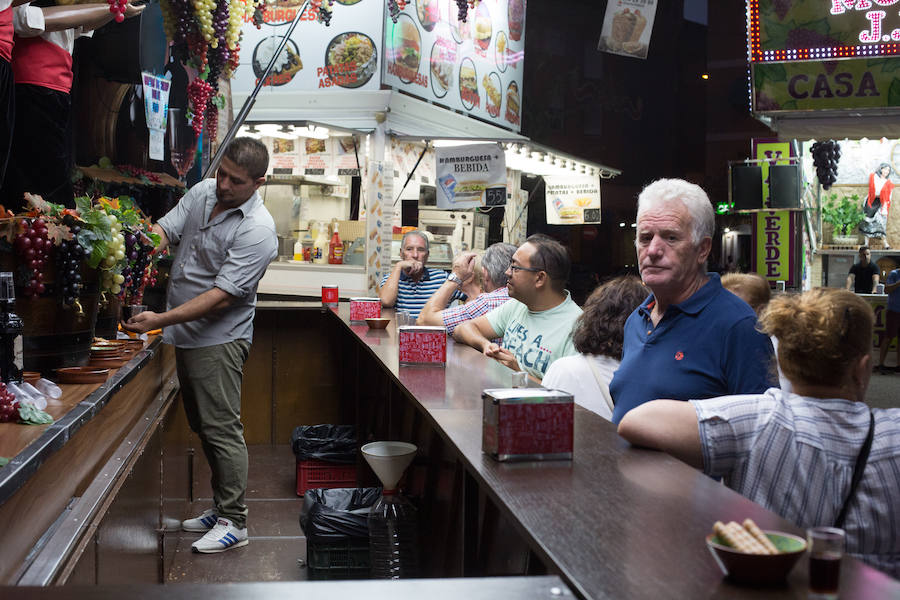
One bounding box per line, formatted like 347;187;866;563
380;267;461;319
693;389;900;578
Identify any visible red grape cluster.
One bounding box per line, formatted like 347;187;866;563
14;218;50;298
187;77;214;137
455;0;469;22
117;164;162;183
0;382;18;422
205;104;218;143
107;0;128;23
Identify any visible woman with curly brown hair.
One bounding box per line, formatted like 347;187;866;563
542;275;646;419
618;288;900;577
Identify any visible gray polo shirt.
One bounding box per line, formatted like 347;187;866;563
158;178;277;348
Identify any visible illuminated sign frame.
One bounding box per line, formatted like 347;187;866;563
748;0;900;63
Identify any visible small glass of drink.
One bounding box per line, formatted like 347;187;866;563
807;527;845;599
510;371;529;388
124;304;147;321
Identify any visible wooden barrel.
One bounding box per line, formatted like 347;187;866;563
94;293;122;340
0;220;101;375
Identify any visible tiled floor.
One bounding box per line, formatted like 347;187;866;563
166;444;309;583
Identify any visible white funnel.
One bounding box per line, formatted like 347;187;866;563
362;441;417;492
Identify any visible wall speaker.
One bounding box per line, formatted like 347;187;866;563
732;165;762;210
769;164;801;209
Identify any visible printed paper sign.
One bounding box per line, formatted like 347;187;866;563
435;143;506;209
544;175;602;225
142;72;171;160
597;0;657;60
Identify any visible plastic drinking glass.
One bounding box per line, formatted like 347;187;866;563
510;371;529;388
807;527;845;598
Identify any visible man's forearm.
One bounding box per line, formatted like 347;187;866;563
379;267;401;307
846;275;853;290
156;287;232;328
417;279;458;326
452;320;490;352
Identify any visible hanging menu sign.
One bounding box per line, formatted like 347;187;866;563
597;0;657;60
544;175;602;225
435;143;506;209
381;0;526;132
232;0;383;96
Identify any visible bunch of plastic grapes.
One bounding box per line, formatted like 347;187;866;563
13;218;51;298
0;382;19;423
123;232;155;303
455;0;469;22
191;0;216;44
56;218;87;306
101;214;127;273
107;0;128;23
187;77;214;137
317;0;333;25
225;0;257;50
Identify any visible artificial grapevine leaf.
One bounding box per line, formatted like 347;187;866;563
147;232;161;247
25;193;53;215
75;196;92;215
46;222;69;244
17;403;53;425
213;94;226;109
0;457;8;467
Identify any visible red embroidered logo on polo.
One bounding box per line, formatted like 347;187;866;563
674;351;684;361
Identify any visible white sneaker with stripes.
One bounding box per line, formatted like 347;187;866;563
191;518;248;553
182;509;219;532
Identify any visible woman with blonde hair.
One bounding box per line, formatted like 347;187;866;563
618;288;900;577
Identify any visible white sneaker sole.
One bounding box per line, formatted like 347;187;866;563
192;538;249;554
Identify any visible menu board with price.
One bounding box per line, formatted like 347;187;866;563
232;0;384;95
381;0;526;132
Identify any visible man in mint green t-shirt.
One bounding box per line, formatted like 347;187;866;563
453;234;582;380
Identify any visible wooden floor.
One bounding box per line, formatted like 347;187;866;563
166;445;309;583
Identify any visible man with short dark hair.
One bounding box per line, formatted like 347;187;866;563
124;137;277;554
417;242;516;334
847;246;880;294
609;178;774;424
453;234;582;380
379;230;460;318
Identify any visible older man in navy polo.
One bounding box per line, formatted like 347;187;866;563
609;179;775;424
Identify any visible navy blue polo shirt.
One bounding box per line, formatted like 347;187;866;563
610;273;775;424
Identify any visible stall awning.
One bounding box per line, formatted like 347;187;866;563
234;89;528;141
758;109;900;141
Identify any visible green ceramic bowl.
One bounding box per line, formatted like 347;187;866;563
706;530;807;586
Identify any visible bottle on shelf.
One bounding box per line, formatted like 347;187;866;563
328;220;343;264
312;223;329;265
0;272;24;384
368;490;419;579
293;236;303;262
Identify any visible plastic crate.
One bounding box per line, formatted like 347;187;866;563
306;538;371;580
296;459;358;496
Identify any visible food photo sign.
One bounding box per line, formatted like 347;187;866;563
435;143;506;209
381;0;526;132
233;0;383;95
544;175;601;225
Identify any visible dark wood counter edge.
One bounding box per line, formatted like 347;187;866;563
0;337;164;506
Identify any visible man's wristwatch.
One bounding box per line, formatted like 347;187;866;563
447;273;463;287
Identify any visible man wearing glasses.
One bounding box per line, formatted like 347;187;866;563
452;234;582;380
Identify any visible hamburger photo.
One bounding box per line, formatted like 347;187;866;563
505;81;520;122
394;17;421;72
458;60;478;108
474;13;491;52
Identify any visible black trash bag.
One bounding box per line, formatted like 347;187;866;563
291;424;357;463
300;487;382;542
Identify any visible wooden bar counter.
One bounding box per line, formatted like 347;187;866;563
0;303;897;598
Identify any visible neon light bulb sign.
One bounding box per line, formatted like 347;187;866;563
748;0;900;63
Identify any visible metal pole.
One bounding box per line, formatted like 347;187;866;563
202;0;311;179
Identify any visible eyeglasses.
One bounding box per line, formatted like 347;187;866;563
508;264;543;274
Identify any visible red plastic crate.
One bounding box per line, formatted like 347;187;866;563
296;459;358;496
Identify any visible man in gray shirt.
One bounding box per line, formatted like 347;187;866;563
124;137;277;553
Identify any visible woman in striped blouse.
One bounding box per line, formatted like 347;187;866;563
618;288;900;578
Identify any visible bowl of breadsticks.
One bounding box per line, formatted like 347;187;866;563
706;519;807;585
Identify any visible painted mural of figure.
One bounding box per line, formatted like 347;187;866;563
860;162;894;249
